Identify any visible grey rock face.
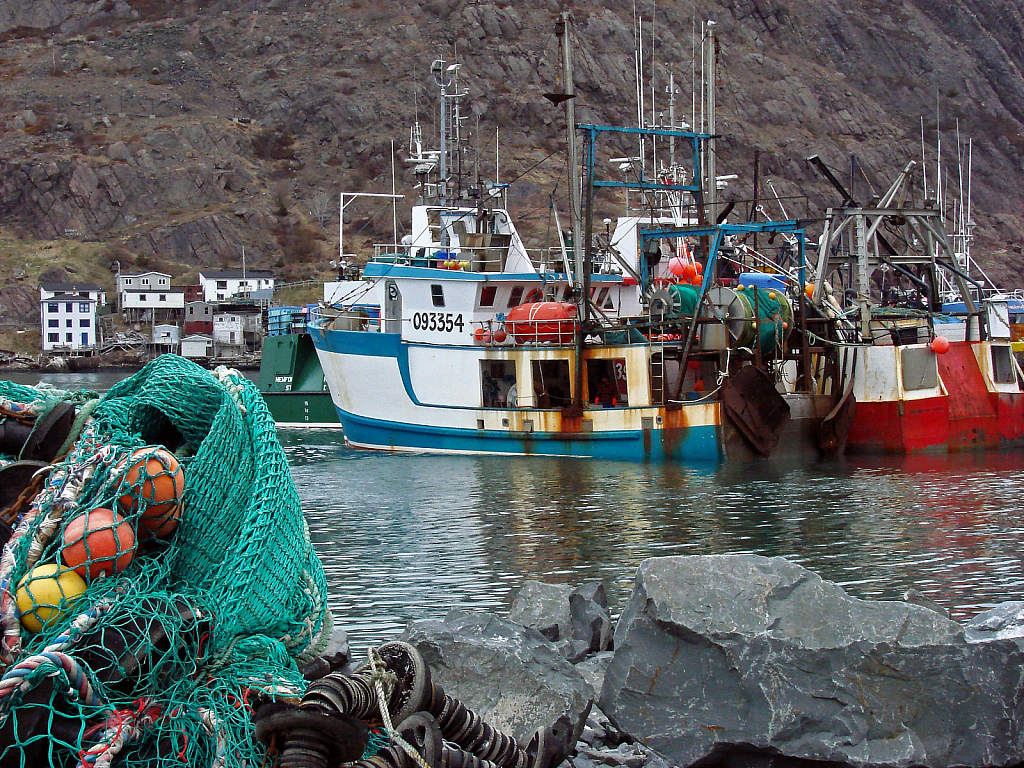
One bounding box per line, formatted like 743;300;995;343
401;609;593;746
964;601;1024;648
600;554;1024;768
510;580;573;641
510;580;613;661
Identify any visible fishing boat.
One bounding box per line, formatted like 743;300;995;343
257;305;341;429
310;25;851;462
810;158;1024;453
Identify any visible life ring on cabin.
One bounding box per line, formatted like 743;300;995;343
506;301;578;344
524;288;543;304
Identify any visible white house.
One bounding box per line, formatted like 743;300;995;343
212;312;245;356
40;282;107;307
117;271;171;307
180;333;214;359
121;288;185;323
41;294;97;352
199;269;275;303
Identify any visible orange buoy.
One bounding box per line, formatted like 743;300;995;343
62;507;136;580
930;335;950;354
492;329;507;343
116;447;185;539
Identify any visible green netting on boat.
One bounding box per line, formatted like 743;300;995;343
667;284;701;317
737;287;791;354
0;355;328;767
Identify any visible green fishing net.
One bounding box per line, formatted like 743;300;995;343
0;355;329;767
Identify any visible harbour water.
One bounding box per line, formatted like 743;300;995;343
7;371;1024;653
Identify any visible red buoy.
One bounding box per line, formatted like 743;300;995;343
505;302;578;344
930;335;950;354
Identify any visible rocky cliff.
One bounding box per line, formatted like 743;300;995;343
0;0;1021;318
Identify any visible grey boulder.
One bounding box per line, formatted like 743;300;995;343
510;580;613;661
401;609;593;746
600;554;1024;768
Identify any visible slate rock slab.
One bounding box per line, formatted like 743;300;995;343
600;554;1024;768
510;580;613;660
401;609;594;745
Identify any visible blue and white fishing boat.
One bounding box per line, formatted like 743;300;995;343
311;23;849;462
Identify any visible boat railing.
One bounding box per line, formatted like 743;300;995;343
371;243;568;273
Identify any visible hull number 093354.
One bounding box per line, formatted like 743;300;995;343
412;312;465;333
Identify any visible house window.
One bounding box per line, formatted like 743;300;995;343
79;302;89;312
216;280;228;289
65;333;73;342
159;278;167;286
188;306;194;315
48;303;58;312
430;284;445;308
47;333;58;342
80;319;90;328
141;278;149;285
139;294;147;301
159;294;166;301
48;319;58;328
66;319;72;328
65;303;73;312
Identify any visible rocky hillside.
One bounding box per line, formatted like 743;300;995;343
0;0;1023;323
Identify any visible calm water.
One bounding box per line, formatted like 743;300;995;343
8;371;1024;653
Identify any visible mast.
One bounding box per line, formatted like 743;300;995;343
556;13;584;284
703;20;717;225
554;12;588;412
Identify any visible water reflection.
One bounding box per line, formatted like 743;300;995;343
282;432;1024;652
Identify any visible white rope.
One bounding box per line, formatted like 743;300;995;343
212;366;247;415
367;647;431;768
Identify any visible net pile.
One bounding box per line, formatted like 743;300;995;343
0;355;329;767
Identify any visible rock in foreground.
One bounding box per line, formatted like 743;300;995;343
600;554;1024;768
402;609;593;746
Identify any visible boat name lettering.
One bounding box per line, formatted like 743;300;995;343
412;312;465;333
275;375;293;383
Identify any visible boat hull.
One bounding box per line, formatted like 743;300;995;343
263;391;343;429
311;326;833;462
258;332;342;429
846;340;1024;454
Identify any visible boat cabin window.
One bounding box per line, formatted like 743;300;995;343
507;286;524;308
587;359;628;406
479;286;497;308
531;360;572;408
430;284;445;308
596;287;612;309
992;345;1017;384
481;360;516;407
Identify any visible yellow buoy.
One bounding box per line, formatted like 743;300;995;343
16;563;87;633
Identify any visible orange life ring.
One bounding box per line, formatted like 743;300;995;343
524;289;543;303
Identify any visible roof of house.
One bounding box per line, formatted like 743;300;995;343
40;282;105;293
122;287;185;294
199;269;275;280
119;271;171;279
42;293;97;302
181;333;214;341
